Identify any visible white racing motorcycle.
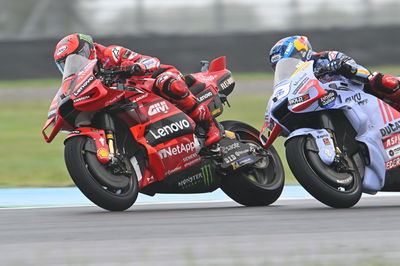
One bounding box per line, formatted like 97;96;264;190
260;57;400;208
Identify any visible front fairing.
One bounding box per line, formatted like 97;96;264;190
43;55;98;142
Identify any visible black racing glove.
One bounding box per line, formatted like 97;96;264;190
121;64;145;76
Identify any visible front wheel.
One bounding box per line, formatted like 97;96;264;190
286;136;363;208
220;121;285;206
64;136;139;211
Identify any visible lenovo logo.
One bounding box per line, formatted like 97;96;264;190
149;119;190;140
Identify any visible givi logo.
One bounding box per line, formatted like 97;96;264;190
148;101;169;116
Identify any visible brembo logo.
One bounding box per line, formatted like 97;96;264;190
73;76;95;97
158;142;197;159
148;101;169;116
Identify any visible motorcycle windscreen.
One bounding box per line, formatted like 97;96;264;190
273;58;304;87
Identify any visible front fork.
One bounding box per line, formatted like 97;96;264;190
103;113;117;158
320;112;348;169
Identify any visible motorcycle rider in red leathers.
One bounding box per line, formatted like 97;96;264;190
53;33;221;147
268;36;400;111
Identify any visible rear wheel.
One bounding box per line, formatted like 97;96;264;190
286;135;363;208
220;121;284;206
64;136;139;211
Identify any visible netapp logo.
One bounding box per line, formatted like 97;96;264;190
73;76;95;97
145;113;194;146
196;90;213;103
148;101;169;116
158;142;196;159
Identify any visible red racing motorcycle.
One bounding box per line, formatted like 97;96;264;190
42;54;284;211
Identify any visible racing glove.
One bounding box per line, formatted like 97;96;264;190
315;59;356;78
369;72;400;94
121;63;145;76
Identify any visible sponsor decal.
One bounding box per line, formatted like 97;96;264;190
318;90;337;108
293;76;309;94
145;113;194;146
56;45;68;56
328;51;338;61
131;93;148;103
165;166;182;175
73;76;95;96
178;172;203;188
386;157;400;170
288;94;310;106
201;164;213;186
183;156;202;168
97;148;109;159
383;132;400;149
345;93;362;103
183;152;199;162
196;89;214;103
158;141;197;159
284;42;294;56
111;47;121;62
219;77;234;90
148;101;169;116
105;93;124;105
73;95;91;103
323;138;331;145
344;92;368;106
232;156;253;170
273;83;290;101
380;119;400;137
221;142;240;153
122;50;137;59
271;54;281;63
224;154;237;164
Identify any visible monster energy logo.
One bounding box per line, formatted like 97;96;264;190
177;164;213;189
202;164;213;186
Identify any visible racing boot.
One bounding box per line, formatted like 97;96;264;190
188;103;222;147
368;72;400;111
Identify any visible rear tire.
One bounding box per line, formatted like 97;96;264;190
286;136;362;208
220;121;284;206
64;136;139;211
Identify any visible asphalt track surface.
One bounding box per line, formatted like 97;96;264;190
1;196;400;266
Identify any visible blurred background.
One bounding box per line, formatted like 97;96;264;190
1;0;400;187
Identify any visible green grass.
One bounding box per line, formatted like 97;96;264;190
0;101;71;187
0;93;295;188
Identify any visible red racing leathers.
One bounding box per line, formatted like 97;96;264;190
94;43;221;146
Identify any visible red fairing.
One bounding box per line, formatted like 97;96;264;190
292;79;327;112
66;128;111;164
43;48;231;189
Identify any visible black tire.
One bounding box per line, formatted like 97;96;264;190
286;136;362;208
64;136;139;211
220;121;285;206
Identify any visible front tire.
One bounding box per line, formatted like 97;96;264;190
64;136;139;211
220;121;285;206
286;136;363;208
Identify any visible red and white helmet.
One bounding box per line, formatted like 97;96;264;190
54;33;96;74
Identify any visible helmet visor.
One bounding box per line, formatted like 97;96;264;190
55;59;66;74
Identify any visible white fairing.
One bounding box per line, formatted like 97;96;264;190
265;58;400;192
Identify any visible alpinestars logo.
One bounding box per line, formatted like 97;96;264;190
148;101;169;116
